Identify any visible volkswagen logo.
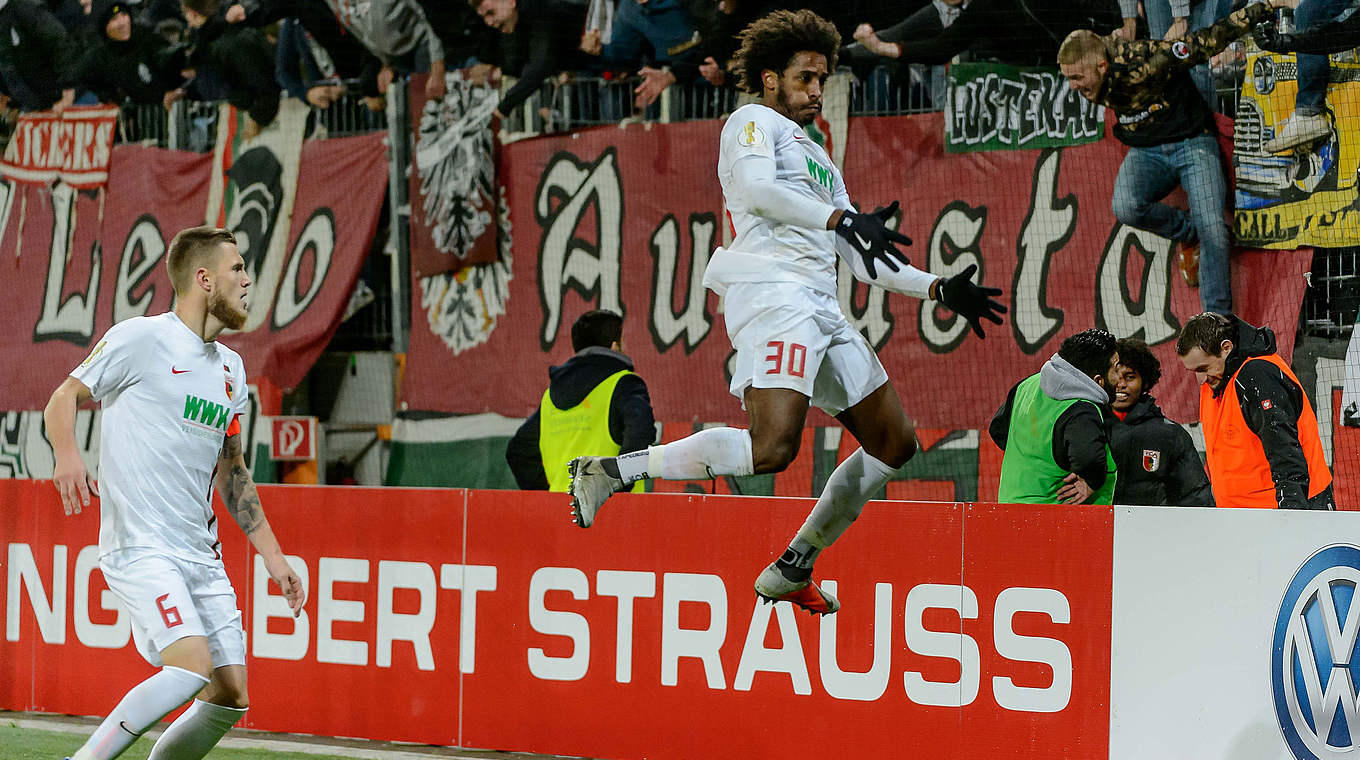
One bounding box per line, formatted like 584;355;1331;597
1272;544;1360;759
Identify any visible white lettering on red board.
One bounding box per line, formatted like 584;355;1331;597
4;545;1072;712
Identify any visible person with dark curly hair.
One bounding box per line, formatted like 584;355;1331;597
991;329;1120;505
565;9;1006;616
1110;337;1213;506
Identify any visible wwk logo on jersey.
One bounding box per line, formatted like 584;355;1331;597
183;394;232;432
1271;544;1360;760
805;157;833;193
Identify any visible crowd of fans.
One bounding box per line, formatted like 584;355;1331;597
1;0;1355;129
3;0;1288;130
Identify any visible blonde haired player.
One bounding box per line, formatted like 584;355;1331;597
568;10;1005;614
45;226;304;760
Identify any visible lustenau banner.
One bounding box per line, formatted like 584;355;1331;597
404;112;1309;430
0;107;389;411
945;62;1105;153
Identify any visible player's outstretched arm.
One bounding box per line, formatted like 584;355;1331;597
935;264;1007;338
830;201;914;280
217;432;306;617
43;376;99;515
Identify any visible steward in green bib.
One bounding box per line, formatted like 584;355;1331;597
990;329;1120;505
507;310;655;492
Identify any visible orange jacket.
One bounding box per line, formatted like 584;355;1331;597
1200;352;1331;508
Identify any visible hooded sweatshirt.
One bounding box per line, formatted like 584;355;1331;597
505;346;655;490
1111;394;1213;506
73;3;180;105
991;353;1115;498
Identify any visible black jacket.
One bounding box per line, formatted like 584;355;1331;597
1255;1;1360;56
1214;316;1333;510
73;20;180;105
506;347;656;490
892;0;1119;67
182;13;279;126
0;0;77;111
234;0;383;97
491;0;586;116
1111;395;1213;506
1094;2;1271;147
989;362;1114;493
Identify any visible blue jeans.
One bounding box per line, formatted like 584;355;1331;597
1112;134;1232;314
1294;0;1350;112
1144;0;1232;108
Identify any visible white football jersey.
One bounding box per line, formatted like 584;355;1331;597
71;312;249;564
708;103;851;295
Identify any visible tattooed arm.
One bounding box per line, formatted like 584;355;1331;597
217;431;306;617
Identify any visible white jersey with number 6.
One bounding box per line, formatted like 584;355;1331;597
70;312;248;565
707;103;851;297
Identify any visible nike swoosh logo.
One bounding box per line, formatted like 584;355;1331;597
171;367;190;374
118;720;143;737
854;232;872;249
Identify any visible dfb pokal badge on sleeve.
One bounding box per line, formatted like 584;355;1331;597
1271;544;1360;759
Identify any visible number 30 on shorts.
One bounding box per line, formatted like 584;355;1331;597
764;340;807;378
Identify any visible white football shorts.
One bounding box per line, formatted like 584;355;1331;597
723;280;888;416
100;549;246;668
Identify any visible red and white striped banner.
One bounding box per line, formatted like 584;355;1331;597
0;106;120;189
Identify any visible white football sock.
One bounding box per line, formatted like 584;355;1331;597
787;449;897;567
72;666;209;760
616;427;754;483
148;699;246;760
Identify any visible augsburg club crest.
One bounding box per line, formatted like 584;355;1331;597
1142;449;1161;473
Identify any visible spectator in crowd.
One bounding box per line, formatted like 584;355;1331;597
1254;1;1359;55
0;0;77;112
1176;313;1335;510
275;18;342;108
1110;337;1213;506
421;0;498;72
1261;0;1345;152
670;0;783;90
1058;1;1284;316
472;0;588;121
839;0;954;80
238;0;446;102
991;329;1120;505
506;310;655;492
176;0;279;133
72;0;181;105
224;0;385;111
579;0;699;108
1116;0;1231;108
846;0;1120;68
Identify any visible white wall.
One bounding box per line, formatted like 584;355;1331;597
1110;506;1360;760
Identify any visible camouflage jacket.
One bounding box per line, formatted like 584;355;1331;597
1094;1;1274;146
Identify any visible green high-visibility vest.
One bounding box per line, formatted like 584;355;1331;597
997;373;1116;505
539;369;644;493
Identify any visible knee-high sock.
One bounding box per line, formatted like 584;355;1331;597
786;449;897;568
147;699;246;760
72;666;209;760
615;427;753;483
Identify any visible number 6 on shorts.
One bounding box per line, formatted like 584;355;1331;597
156;593;183;628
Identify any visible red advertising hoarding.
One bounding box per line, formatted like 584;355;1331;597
1;479;1112;758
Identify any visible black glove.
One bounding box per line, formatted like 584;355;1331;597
1252;22;1294;52
834;200;912;280
937;264;1007;338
